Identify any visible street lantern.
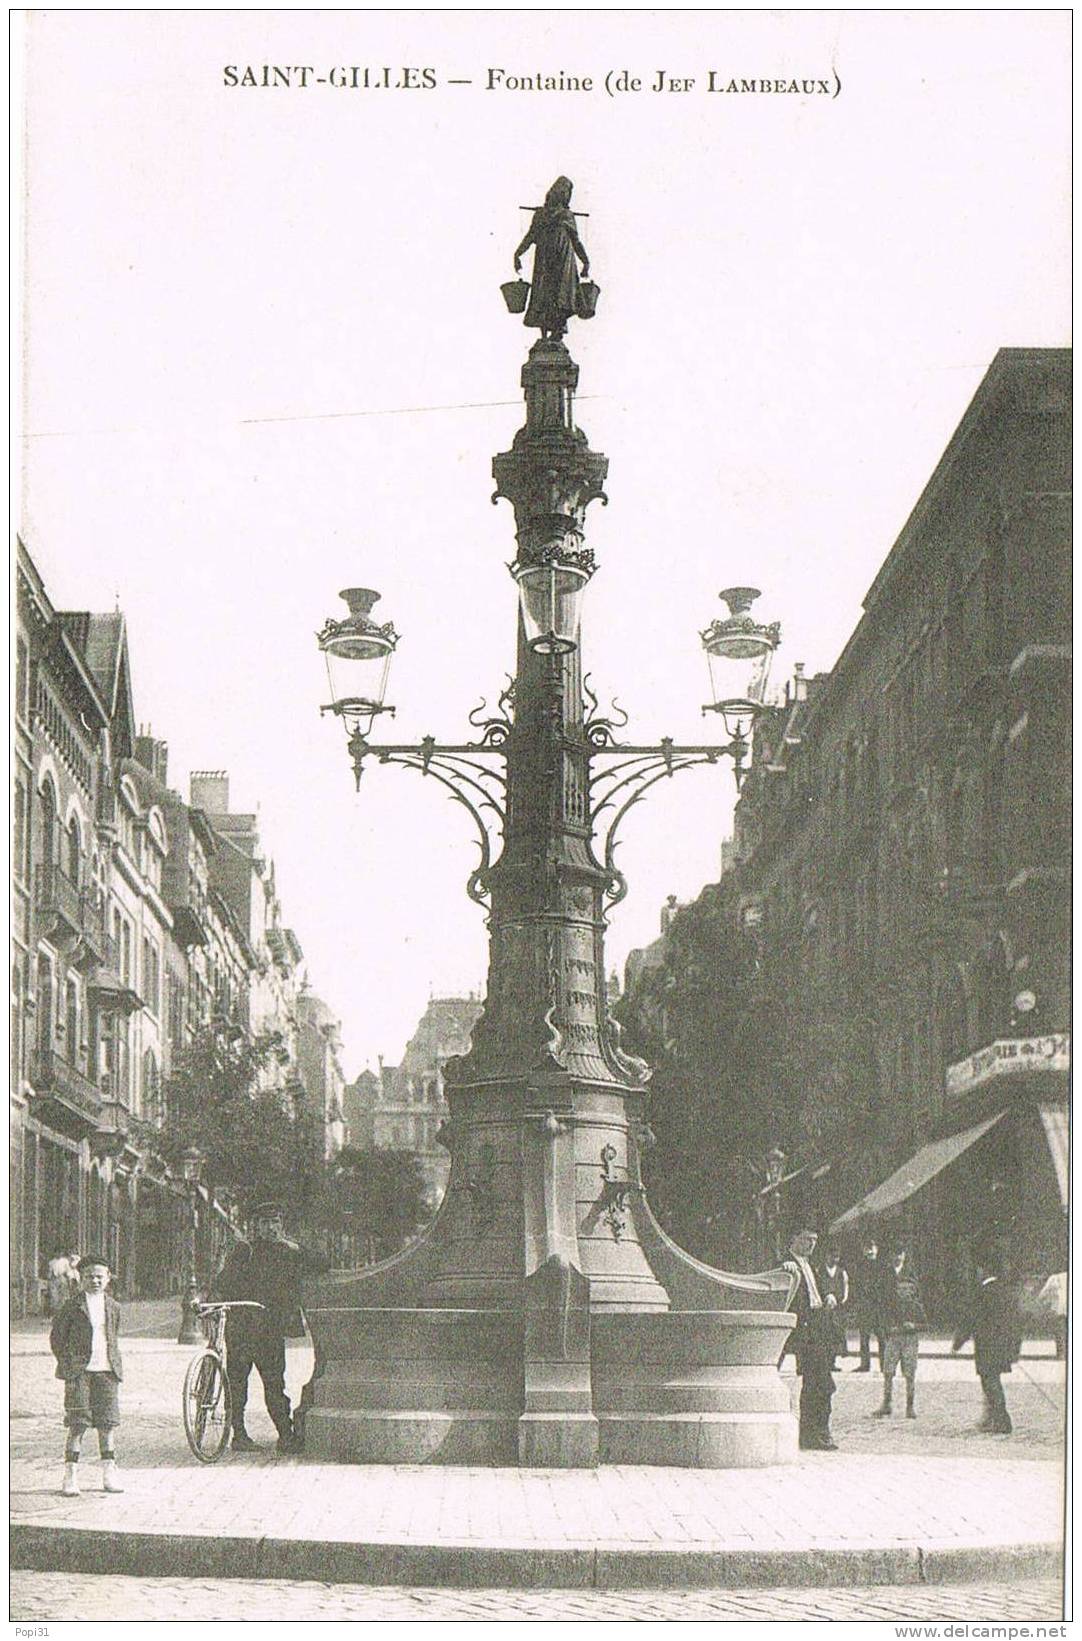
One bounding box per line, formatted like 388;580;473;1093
701;587;781;741
318;588;399;735
512;553;593;655
176;1145;205;1344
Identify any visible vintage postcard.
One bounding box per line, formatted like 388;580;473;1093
12;9;1070;1629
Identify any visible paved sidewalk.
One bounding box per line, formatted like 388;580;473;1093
11;1332;1066;1590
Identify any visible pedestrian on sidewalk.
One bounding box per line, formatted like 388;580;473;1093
952;1253;1022;1435
848;1237;886;1371
783;1228;841;1451
817;1244;849;1310
49;1253;124;1497
873;1246;926;1420
45;1248;79;1316
211;1200;327;1454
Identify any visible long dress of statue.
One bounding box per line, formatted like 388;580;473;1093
514;176;590;339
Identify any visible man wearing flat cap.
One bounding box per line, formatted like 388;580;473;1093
211;1201;327;1453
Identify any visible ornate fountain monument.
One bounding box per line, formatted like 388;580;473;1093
302;182;798;1467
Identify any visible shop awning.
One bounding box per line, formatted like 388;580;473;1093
1038;1102;1068;1209
829;1110;1008;1232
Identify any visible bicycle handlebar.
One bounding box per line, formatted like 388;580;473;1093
196;1300;266;1313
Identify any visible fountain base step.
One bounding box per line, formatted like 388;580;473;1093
302;1305;799;1468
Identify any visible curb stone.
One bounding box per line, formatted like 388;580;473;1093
9;1524;1063;1590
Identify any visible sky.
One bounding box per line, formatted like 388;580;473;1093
16;11;1070;1078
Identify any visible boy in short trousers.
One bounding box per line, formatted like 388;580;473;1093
49;1253;124;1496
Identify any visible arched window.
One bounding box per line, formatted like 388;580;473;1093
66;815;82;885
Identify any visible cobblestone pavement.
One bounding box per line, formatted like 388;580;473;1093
9;1571;1066;1622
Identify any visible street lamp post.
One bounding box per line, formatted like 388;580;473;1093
303;183;797;1469
176;1144;204;1346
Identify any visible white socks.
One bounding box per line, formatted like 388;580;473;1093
61;1458;124;1494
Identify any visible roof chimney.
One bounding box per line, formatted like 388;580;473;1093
134;734;168;785
190;771;230;814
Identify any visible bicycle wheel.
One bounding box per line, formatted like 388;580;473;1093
183;1349;232;1463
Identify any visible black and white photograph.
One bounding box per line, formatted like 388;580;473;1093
11;9;1070;1630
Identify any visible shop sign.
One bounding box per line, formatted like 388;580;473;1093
945;1034;1071;1097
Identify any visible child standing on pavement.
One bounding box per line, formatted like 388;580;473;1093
873;1246;926;1421
49;1253;124;1497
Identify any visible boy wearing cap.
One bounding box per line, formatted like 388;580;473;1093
211;1201;326;1453
49;1253;124;1496
874;1246;927;1420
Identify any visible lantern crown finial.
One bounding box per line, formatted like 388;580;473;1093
338;587;382;619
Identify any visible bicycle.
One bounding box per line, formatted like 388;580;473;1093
182;1300;264;1462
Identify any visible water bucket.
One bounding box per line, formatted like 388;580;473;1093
501;279;530;314
576;280;600;319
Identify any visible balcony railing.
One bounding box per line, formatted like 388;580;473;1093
78;892;120;971
31;1046;102;1125
34;863;82;942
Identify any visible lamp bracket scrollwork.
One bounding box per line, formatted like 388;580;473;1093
468;676;517;746
582;674;630;748
346;727;510;908
585;741;737;905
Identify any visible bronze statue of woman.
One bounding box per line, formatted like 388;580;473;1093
513;177;591;340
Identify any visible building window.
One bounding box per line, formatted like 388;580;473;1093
39;778;57;870
142;937;161;1014
66;815;82;886
11;957;25;1084
36;954;54;1058
64;978;80;1065
168;973;185;1051
116;1021;130;1105
15;637;29;722
13;779;27;884
142;1050;160;1122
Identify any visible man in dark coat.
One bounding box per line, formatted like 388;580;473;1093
212;1202;326;1453
952;1254;1022;1434
848;1237;887;1371
784;1228;841;1451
